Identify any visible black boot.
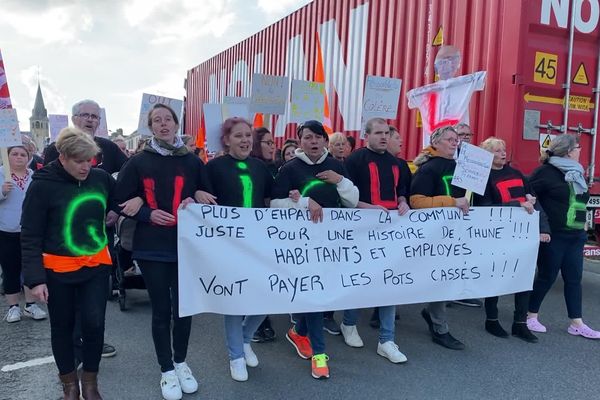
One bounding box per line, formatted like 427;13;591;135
485;320;509;338
512;322;538;343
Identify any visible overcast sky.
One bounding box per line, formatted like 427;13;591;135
1;0;312;136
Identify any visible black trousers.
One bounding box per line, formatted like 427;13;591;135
0;231;22;295
47;267;109;375
138;260;191;372
485;291;529;323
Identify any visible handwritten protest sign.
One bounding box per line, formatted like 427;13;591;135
202;103;223;153
48;114;68;142
178;205;539;317
0;109;21;147
452;142;493;196
222;96;251;121
0;49;12;109
249;73;289;115
0;109;21;179
137;93;183;137
362;75;402;120
289;80;325;123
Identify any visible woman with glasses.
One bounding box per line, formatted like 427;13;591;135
249;127;278;343
409;125;469;350
527;134;600;339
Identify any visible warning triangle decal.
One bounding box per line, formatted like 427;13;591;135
573;63;589;85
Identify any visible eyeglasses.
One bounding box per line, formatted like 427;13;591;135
457;133;472;138
443;137;459;144
261;140;275;146
76;113;100;121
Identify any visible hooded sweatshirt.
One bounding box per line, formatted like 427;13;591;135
410;147;465;209
271;149;359;209
21;160;115;288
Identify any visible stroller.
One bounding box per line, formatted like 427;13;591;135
114;216;146;311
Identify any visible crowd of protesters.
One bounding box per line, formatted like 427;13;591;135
1;96;599;400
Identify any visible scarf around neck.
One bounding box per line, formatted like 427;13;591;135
548;156;588;194
146;136;188;156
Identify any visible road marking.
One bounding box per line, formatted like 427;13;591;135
1;356;55;372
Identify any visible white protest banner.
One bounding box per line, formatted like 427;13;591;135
289;80;325;123
249;73;289;115
95;108;109;138
362;75;402;121
48;114;68;142
452;142;493;196
202;103;223;153
0;49;12;109
178;205;539;317
137;93;184;137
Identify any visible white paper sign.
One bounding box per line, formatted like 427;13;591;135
95;108;109;138
362;75;402;121
202;103;223;153
289;80;325;123
178;205;539;317
221;103;250;122
137;93;184;137
0;109;21;147
249;73;289;115
48;114;68;142
452;142;494;195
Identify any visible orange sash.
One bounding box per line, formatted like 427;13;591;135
43;246;112;273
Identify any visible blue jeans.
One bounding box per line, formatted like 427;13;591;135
224;315;266;360
343;306;395;343
529;231;586;319
294;312;325;354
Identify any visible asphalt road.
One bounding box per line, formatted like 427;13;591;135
1;267;599;400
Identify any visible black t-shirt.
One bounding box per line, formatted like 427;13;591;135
207;155;273;208
272;156;349;208
529;163;589;232
345;147;411;209
44;136;128;174
410;156;465;198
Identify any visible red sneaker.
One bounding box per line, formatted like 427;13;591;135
286;327;313;359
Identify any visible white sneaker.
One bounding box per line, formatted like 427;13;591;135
229;357;248;382
377;341;407;363
4;306;21;323
243;343;259;367
23;304;47;320
174;362;198;394
340;323;364;348
160;370;182;400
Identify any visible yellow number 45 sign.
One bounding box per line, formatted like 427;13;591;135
534;52;558;85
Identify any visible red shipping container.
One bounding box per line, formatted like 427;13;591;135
185;0;600;191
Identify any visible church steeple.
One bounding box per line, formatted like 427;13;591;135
29;81;49;150
31;83;47;118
